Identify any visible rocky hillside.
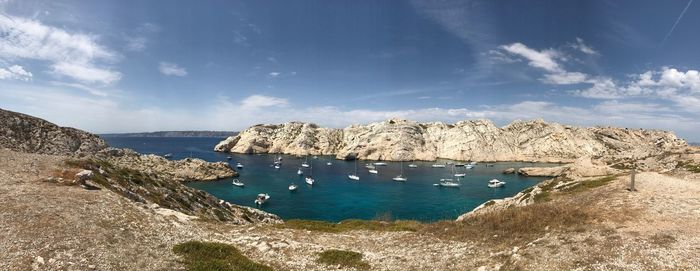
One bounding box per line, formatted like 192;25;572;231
215;118;687;162
0;108;107;155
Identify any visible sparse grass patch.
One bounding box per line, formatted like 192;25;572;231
681;162;700;173
649;233;677;247
422;202;591;242
280;219;423;233
533;191;551;202
316;249;370;270
173;241;272;271
561;175;617;193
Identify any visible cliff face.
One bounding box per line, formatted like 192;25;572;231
0;108;107;155
215;118;687;162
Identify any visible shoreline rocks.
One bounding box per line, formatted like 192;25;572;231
215;118;686;162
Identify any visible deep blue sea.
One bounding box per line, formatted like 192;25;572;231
104;136;554;222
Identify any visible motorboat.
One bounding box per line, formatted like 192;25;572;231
232;179;244;187
327;161;333;166
274;164;280;169
297;168;303;175
408;164;418;168
254;193;270;205
373;162;388;166
454;173;466;177
236;162;244;169
301;162;310;168
365;164;376;169
288;184;298;191
368;169;378;174
431;164;446;168
488;179;506;188
163;153;172;158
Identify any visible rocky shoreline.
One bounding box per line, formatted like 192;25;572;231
215;118;686;162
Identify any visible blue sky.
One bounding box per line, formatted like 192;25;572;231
1;0;699;141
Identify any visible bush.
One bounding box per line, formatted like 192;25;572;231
173;241;272;271
317;249;370;270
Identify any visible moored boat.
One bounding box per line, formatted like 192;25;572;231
232;179;244;187
288;184;298;191
255;193;270;205
438;178;461;187
368;169;378;174
236;162;244;168
488;179;506;188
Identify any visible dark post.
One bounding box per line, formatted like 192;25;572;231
629;168;636;191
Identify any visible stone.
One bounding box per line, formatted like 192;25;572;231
503;168;516;174
215;118;686;162
75;170;94;185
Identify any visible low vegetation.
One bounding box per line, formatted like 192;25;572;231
316;249;370;270
677;161;700;173
280;219;424;233
423;201;591;242
173;241;272;271
561;175;617;193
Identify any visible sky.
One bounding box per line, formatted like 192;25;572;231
0;0;699;141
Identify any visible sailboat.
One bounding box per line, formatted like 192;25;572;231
438;178;461;187
305;164;315;185
408;160;418;168
392;161;407;182
348;159;360;180
453;164;466;177
301;155;310;168
369;168;378;174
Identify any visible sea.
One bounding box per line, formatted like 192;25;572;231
104;136;554;222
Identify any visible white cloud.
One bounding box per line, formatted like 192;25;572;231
124;23;159;52
0;14;120;84
0;65;32;81
51;61;121;84
500;43;562;72
125;36;148;52
572;37;598;55
158;62;187;76
541;71;588;85
239;95;288;110
268;72;280;77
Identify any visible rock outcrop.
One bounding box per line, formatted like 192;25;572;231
0;108;107;155
96;148;237;182
215;118;687;162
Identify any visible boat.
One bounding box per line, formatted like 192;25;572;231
297;168;303;175
254;193;270;205
301;155;310;168
288;184;298;191
227;156;232;160
365;164;376;169
453;165;466;177
274;165;280;169
305;165;315;185
438;178;461;187
236;162;244;169
348;159;360;180
392;161;407;182
488;179;506;188
373;162;388;166
431;164;446;168
232;179;244;187
408;163;418;168
163;153;172;158
327;161;333;166
465;164;474;169
369;169;378;174
313;155;318;159
469;161;477;166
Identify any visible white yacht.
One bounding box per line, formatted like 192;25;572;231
392;161;407;182
368;169;378;174
488;179;506;188
297;168;303;175
288;183;298;191
431;164;446;168
305;165;315;185
348;159;360;180
236;162;244;169
254;193;270;205
373;162;388;166
301;155;310;168
408;164;418;168
232;179;244;187
438;178;461;187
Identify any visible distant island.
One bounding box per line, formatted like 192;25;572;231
101;131;238;138
691;142;700;146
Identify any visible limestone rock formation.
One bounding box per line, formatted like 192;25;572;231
97;148;237;182
215;118;687;162
0;108;107;155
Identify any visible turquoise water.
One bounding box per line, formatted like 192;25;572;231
105;137;554;222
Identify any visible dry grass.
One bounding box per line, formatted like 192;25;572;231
561;175;617;193
173;241;272;271
422;202;592;242
280;219;424;233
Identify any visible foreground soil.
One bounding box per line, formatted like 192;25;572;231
1;148;698;270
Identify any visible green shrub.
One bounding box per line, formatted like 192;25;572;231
317;249;370;270
173;241;272;271
280;219;423;233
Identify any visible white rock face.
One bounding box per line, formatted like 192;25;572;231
215;118;687;162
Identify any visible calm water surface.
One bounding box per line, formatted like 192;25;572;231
105;136;554;222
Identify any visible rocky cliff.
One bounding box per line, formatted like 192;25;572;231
215;118;687;162
0;108;107;155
